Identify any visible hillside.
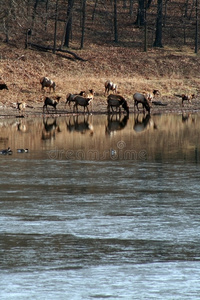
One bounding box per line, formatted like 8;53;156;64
1;0;200;115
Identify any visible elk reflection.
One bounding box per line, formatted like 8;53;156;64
182;113;196;124
42;117;61;141
9;120;27;132
105;114;129;135
66;115;93;135
133;113;157;133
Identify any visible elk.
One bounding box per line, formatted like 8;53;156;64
65;91;85;108
143;89;160;102
17;101;26;112
105;80;117;95
133;92;151;114
107;94;129;115
174;93;195;106
181;94;195;106
43;96;61;113
73;95;92;113
66;89;94;109
40;77;56;92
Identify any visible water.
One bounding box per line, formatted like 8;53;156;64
1;113;200;299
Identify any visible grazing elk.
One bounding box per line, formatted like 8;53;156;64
43;96;61;113
40;77;56;92
73;95;92;113
105;80;117;95
133;92;151;114
107;94;129;115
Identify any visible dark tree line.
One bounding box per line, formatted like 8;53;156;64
0;0;199;53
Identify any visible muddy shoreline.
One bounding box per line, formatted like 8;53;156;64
0;98;200;119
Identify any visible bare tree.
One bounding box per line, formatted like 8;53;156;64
195;0;198;53
81;0;87;49
153;0;163;47
53;0;59;54
63;0;74;48
135;0;145;26
135;0;152;26
114;0;118;42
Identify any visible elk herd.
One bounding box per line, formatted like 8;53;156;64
39;77;163;115
0;76;196;115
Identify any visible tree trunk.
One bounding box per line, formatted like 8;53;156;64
92;0;98;21
114;0;118;42
81;0;86;49
129;0;133;17
64;0;73;47
153;0;163;47
53;0;58;54
45;0;49;31
32;0;39;28
135;0;145;26
144;1;147;51
195;0;198;53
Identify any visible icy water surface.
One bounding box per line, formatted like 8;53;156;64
1;113;200;299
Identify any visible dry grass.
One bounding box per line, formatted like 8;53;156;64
1;41;200;115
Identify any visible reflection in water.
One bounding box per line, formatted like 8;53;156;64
182;112;196;124
41;117;61;141
0;113;200;162
105;114;129;135
66;115;94;135
133;113;157;133
17;120;27;132
1;113;200;299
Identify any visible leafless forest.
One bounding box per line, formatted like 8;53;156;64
0;0;199;51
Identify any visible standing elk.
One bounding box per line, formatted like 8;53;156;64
17;101;26;112
181;94;195;106
65;91;85;108
174;93;195;107
143;89;160;102
40;77;56;92
73;95;92;113
105;80;117;95
66;89;95;109
43;96;61;113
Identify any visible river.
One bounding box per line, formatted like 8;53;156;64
1;113;200;299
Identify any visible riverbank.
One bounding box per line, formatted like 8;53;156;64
0;97;199;119
1;42;200;118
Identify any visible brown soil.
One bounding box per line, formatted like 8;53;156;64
1;42;200;118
